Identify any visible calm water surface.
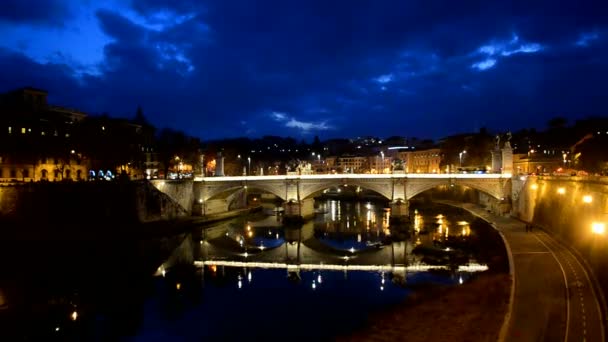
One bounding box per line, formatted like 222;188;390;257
0;199;495;341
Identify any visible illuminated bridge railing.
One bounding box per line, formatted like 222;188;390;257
194;173;512;182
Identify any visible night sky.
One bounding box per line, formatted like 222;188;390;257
0;1;607;140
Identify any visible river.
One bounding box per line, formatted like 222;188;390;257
0;199;505;341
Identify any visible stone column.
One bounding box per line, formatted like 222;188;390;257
283;198;315;223
501;143;513;175
491;149;502;173
214;154;224;177
390;200;409;223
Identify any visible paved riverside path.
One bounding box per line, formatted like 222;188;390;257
437;201;604;342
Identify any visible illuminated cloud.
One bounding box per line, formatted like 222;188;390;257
576;32;599;47
478;45;497;55
471;58;497;71
501;43;542;56
472;34;542;72
286;118;330;131
270;111;331;132
271;111;287;121
374;73;393;84
477;35;542;57
125;10;197;32
155;42;195;73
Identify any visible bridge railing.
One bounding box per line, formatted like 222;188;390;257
194;173;513;182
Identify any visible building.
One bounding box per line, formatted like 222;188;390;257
399;148;442;173
369;155;392;174
337;156;369;173
0;87;90;181
0;87;157;181
512;153;563;175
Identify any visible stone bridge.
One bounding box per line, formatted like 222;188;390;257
182;173;513;220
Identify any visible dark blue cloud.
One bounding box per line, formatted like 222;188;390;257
1;0;607;140
0;0;71;27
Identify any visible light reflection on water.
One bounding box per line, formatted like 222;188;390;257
140;199;492;340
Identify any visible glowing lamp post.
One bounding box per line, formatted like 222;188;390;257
459;150;466;167
591;222;605;235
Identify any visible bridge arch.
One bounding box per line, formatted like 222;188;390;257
206;185;286;202
299;179;393;200
406;178;508;200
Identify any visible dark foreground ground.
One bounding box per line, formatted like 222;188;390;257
342;273;510;342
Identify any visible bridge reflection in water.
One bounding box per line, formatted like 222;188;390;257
158;200;489;286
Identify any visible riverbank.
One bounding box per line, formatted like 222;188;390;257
342;273;510;341
437;200;605;342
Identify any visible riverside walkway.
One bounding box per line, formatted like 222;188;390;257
439;201;604;342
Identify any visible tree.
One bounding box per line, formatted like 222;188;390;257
547;117;567;130
133;106;149;126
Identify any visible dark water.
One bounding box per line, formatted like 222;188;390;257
0;200;499;341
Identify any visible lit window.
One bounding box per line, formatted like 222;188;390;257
8;127;11;134
28;128;31;132
41;131;45;136
21;127;26;134
65;133;70;138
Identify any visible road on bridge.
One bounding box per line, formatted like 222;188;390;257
439;201;605;342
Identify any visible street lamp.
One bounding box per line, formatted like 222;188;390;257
380;151;385;174
247;157;251;176
592;222;605;235
459;150;467;167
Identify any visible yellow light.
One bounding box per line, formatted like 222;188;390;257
530;184;538;190
591;222;605;235
176;283;181;290
583;195;592;203
247;231;253;237
71;311;78;321
557;187;566;195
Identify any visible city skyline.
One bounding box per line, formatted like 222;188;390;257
0;1;607;140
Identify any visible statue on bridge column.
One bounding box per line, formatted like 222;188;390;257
492;134;502;173
501;131;513;175
504;131;512;149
